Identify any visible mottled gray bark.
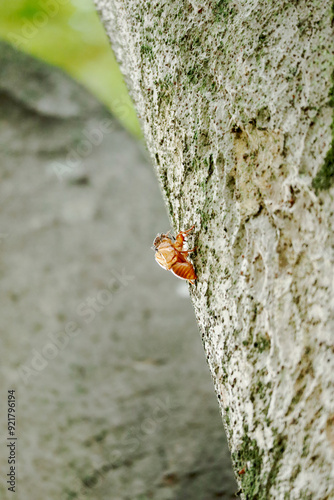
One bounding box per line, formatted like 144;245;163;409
94;1;334;498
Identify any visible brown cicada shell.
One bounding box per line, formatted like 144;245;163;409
152;225;197;284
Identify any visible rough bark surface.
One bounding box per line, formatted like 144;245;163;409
94;1;334;498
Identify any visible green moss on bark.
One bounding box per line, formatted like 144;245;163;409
232;433;263;499
232;429;287;499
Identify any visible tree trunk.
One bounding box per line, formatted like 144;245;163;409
94;1;334;498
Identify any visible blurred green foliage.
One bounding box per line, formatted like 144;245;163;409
0;0;142;137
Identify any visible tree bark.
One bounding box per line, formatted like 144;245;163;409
94;1;334;498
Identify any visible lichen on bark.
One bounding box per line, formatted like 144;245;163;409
95;0;334;498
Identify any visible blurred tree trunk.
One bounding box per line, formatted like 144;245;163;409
94;1;334;498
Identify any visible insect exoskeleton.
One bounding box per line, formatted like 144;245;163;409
152;225;197;284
